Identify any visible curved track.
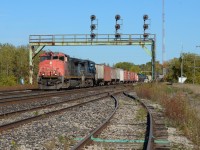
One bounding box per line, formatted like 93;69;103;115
124;92;170;150
72;92;170;150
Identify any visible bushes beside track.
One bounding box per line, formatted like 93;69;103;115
134;83;200;148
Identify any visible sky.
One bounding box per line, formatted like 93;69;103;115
0;0;200;65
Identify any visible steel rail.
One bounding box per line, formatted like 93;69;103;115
0;92;117;133
0;86;115;105
0;91;109;118
71;94;119;150
123;92;153;150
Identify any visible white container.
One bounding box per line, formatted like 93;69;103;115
111;68;116;79
115;68;121;80
95;64;104;80
119;69;124;82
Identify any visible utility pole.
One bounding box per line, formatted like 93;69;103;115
193;45;200;84
162;0;166;75
180;44;184;83
181;52;183;83
193;55;196;84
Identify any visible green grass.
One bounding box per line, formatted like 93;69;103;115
135;108;147;122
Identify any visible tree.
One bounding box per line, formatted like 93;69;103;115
0;43;42;86
165;53;200;84
114;62;135;71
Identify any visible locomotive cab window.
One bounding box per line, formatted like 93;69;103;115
53;56;58;60
89;62;95;73
40;56;51;62
90;63;95;69
59;56;64;61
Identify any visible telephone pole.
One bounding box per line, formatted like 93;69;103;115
162;0;166;75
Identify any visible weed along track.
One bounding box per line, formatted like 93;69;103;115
125;92;170;150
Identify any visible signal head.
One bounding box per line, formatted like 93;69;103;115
90;33;96;39
115;24;120;30
143;33;149;38
115;33;121;38
115;14;121;21
90;15;96;21
90;24;96;30
143;24;149;30
143;14;149;21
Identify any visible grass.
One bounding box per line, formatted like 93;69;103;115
135;107;147;122
0;84;37;91
10;140;18;150
135;83;200;148
44;135;76;150
33;111;39;116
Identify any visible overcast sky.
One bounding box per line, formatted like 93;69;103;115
1;0;200;65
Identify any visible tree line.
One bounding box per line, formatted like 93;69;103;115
0;43;40;86
114;53;200;84
0;43;199;86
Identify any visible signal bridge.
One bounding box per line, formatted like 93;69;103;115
29;33;156;84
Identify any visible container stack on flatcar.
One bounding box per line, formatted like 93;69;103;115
38;52;139;90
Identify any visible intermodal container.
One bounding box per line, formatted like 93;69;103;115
119;69;124;82
115;68;121;81
95;64;104;80
104;65;111;81
130;72;134;81
124;70;128;82
111;68;117;80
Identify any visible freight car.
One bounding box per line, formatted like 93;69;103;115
38;52;139;89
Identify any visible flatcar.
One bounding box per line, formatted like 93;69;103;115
38;52;139;89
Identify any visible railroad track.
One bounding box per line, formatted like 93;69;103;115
0;89;36;97
0;86;124;118
0;89;125;133
125;92;170;150
0;91;109;122
0;85;118;106
72;92;170;150
0;85;133;149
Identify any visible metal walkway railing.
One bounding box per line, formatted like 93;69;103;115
29;34;155;46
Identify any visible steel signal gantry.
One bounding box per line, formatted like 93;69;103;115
29;34;156;84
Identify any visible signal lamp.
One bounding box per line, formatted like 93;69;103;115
143;15;148;21
90;15;96;21
90;24;96;30
115;15;121;21
143;24;149;30
90;33;96;39
115;33;121;38
143;33;149;38
115;24;120;30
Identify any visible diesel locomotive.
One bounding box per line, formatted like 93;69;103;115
37;52;138;90
38;52;96;89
